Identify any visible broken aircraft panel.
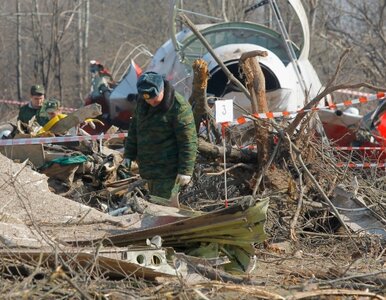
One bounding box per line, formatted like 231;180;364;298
332;186;386;241
0;247;186;280
70;196;269;273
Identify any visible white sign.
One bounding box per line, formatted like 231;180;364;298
215;99;233;123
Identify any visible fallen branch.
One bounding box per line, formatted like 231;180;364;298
288;140;304;241
287;288;384;300
191;282;285;300
179;13;251;100
319;270;386;286
198;138;257;162
206;163;254;175
50;266;93;300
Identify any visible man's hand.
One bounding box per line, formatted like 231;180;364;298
176;174;191;186
121;158;132;170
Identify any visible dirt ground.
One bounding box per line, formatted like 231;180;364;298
0;131;385;299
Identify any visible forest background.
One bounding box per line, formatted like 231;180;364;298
0;0;384;118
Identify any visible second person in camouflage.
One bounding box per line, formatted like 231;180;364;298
123;71;197;199
18;85;49;126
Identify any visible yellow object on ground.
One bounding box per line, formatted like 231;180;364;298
83;118;104;129
37;114;68;135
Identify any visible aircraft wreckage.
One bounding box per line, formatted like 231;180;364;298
0;0;385;284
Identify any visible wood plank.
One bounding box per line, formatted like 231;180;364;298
0;144;45;168
49;103;102;134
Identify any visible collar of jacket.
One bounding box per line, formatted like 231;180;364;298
156;80;174;112
28;102;40;110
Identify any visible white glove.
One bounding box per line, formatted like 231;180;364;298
176;174;191;186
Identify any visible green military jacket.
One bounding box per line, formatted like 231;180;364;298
124;81;197;179
18;104;49;126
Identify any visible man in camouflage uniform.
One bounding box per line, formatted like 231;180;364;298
18;85;49;126
123;71;197;199
89;60;116;101
36;98;68;135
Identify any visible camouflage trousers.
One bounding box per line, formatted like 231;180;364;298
147;178;179;199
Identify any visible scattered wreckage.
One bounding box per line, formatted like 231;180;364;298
0;102;269;279
0;148;268;279
1;98;385;296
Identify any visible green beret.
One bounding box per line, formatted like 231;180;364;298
45;97;61;113
31;84;45;95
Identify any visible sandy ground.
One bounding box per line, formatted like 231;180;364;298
0;154;136;248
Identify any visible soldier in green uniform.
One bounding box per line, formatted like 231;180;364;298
89;60;116;101
18;85;49;126
123;71;197;199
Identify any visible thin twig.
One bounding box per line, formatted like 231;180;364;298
252;137;282;197
288;140;304;241
288;288;385;300
206;163;254;175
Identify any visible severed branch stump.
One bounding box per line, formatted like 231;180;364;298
189;59;221;143
239;50;270;169
188;59;210;131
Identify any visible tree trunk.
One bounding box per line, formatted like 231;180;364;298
188;59;210;131
239;50;269;168
77;0;84;103
16;0;22;101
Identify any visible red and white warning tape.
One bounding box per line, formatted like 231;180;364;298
239;144;386;168
336;146;386;168
336;89;374;97
0;133;127;146
242;145;386;152
0;99;27;106
0;99;77;112
335;146;386;151
336;162;386;169
2;91;386;124
4;133;383;169
224;92;386;126
240;145;386;151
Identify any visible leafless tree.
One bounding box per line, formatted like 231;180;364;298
0;0;385;118
304;0;386;87
16;0;22;101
